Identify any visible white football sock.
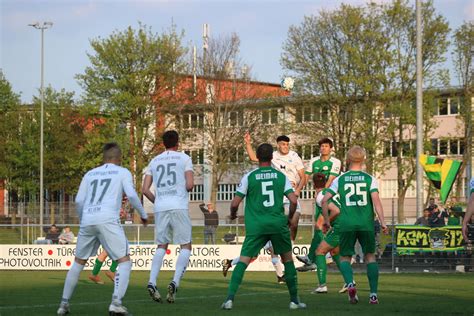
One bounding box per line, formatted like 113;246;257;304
112;260;131;303
272;257;284;277
231;257;240;266
172;248;191;287
61;261;84;302
148;248;166;286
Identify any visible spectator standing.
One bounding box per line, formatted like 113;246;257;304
429;205;448;227
199;202;219;245
414;209;431;226
58;226;75;244
427;198;438;212
446;206;461;225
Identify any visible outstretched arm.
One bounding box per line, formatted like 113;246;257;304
244;132;258;163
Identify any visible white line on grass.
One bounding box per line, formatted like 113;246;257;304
0;289;294;310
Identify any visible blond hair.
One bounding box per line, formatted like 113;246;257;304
347;146;366;164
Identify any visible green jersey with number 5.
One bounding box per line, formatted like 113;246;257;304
327;170;379;232
236;166;294;235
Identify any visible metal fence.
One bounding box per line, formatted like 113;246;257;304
0;222;472;273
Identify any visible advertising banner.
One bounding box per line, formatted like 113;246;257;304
396;225;464;253
0;244;312;271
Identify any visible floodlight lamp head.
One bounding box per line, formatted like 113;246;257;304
44;22;53;28
28;22;40;28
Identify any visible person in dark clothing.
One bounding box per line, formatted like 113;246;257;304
199;202;219;244
415;209;431;226
46;224;60;244
429;205;448;227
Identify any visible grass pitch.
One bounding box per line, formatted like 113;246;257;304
0;270;472;315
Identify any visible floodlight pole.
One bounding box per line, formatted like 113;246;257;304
415;1;423;219
29;21;53;236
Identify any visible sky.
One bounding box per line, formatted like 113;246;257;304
1;0;473;103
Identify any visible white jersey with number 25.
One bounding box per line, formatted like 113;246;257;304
146;150;194;213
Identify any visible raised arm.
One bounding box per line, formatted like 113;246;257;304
244;132;258;163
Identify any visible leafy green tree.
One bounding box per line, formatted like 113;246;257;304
281;0;450;222
0;71;22;184
381;0;450;221
452;21;473;197
76;23;187;191
281;3;392;173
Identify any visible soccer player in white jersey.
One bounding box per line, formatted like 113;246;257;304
143;130;194;304
57;142;148;316
244;132;304;283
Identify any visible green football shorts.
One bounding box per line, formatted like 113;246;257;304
323;226;340;248
339;230;375;257
240;229;292;257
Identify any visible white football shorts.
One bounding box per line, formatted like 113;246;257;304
154;209;192;245
75;220;129;261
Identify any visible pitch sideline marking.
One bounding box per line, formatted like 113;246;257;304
0;289;298;310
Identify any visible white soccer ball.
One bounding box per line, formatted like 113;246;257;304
281;77;294;91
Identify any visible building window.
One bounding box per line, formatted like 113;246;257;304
450;97;459;115
206;84;215;104
296;144;319;160
430;139;438;155
434;96;460;116
429;138;464;156
217;184;238;201
295;106;327;123
177;114;204;130
189;184;204;201
384;140;416;157
224;111;244;127
228;148;245;164
439;139;448;155
439;98;448;115
300;185;315;200
380;179;397;198
262;109;279;125
184;149;204;164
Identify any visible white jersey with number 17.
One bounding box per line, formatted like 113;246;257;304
75;163;147;227
146;150;193;212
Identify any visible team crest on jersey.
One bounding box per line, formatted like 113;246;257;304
323;166;329;171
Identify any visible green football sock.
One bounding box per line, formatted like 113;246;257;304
283;261;299;304
332;254;341;270
110;260;118;273
226;261;248;301
339;260;354;285
315;255;327;285
92;258;103;276
308;230;323;263
367;262;379;294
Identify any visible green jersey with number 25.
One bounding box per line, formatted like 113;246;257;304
327;170;379;232
236;166;294;236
